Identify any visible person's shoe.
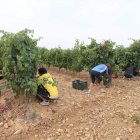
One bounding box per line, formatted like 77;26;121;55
100;89;106;94
87;90;91;94
40;101;49;106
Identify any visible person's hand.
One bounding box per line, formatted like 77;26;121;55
107;74;112;78
35;74;39;78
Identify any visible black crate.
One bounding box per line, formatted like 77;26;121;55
72;80;87;90
72;80;80;89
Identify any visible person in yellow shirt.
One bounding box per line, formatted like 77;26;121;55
36;67;58;106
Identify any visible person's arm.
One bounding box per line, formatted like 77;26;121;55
105;68;112;78
122;66;126;71
37;76;43;85
105;68;109;75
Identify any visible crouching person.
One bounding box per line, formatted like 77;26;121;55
36;68;58;106
123;64;134;78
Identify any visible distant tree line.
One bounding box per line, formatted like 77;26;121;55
37;39;140;72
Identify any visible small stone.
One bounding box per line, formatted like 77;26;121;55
104;100;107;104
77;103;81;108
101;89;106;93
85;133;90;137
129;109;133;113
104;132;108;137
117;90;121;94
56;132;60;136
4;123;8;129
85;128;89;131
40;113;45;118
134;107;138;110
65;129;70;133
67;134;71;137
110;113;114;118
71;101;75;105
69;124;73;127
14;129;22;135
35;134;38;137
116;137;121;140
124;120;128;123
62;120;65;123
66;118;68;121
57;128;63;133
26;126;30;131
128;128;133;133
0;122;4;127
46;138;52;140
8;120;14;126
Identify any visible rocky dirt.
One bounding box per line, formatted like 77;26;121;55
0;67;140;140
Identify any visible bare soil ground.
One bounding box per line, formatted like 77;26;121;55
0;67;140;140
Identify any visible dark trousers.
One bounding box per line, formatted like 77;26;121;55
36;85;50;101
124;73;133;78
0;76;3;80
90;70;102;84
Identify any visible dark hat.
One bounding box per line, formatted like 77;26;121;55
38;68;47;75
106;63;111;68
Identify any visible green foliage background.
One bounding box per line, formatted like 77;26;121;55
38;38;140;72
0;29;139;97
0;29;39;97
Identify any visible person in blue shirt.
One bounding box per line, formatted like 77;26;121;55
87;64;111;94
